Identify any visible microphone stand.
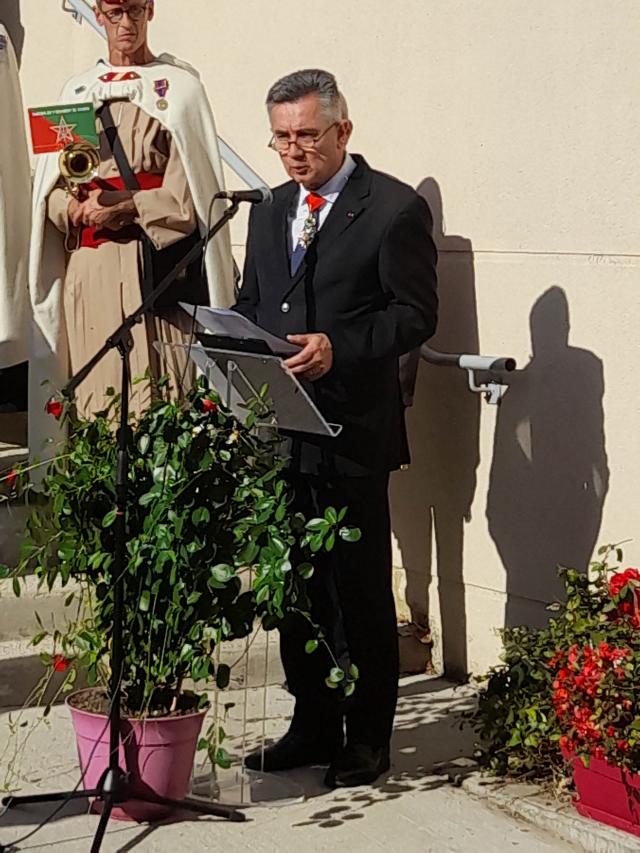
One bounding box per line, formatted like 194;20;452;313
1;200;246;852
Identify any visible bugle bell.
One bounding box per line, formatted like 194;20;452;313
59;142;100;196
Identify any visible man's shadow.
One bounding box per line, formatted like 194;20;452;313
390;178;480;680
487;287;609;627
2;0;25;66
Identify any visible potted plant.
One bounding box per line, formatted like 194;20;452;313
0;379;358;820
470;544;640;839
551;563;640;837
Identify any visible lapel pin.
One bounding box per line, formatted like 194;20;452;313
347;211;355;219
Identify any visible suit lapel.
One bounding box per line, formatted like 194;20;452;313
287;155;372;290
270;182;298;290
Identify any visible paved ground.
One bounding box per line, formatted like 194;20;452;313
0;676;575;852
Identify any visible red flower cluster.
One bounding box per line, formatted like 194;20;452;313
550;642;632;758
5;469;18;489
609;568;640;598
202;399;218;414
52;654;70;672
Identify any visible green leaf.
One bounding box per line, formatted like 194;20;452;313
339;526;361;543
309;534;324;553
191;657;211;681
102;508;117;528
306;518;328;532
344;682;356;697
192;507;211;526
215;747;232;769
12;577;21;598
328;667;345;684
349;663;360;680
325;507;338;524
256;586;270;605
179;643;194;663
325;677;339;689
211;564;234;583
139;590;151;613
305;640;318;654
138;434;150;455
298;563;314;580
197;737;209;751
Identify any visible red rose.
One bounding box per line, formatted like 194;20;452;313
45;398;64;420
202;399;218;414
6;469;18;489
52;654;70;672
617;739;630;752
607;726;616;737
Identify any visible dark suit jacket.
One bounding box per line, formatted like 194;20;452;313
233;154;438;477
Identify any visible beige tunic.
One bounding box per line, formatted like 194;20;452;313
47;101;196;418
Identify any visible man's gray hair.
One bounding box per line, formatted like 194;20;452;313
266;69;349;121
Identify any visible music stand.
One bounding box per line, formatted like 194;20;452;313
155;337;342;438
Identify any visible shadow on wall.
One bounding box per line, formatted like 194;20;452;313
487;286;609;628
2;0;25;66
390;178;480;681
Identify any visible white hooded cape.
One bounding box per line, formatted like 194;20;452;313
28;53;235;464
0;24;31;369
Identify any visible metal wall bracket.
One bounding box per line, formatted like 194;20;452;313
465;370;507;405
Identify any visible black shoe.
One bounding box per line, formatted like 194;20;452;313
324;743;391;788
244;731;339;772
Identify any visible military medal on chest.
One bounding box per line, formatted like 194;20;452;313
154;78;170;111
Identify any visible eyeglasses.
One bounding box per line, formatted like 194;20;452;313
268;122;338;153
101;2;150;23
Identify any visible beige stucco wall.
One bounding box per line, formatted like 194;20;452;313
6;0;640;676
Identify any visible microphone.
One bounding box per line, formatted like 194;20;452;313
215;187;273;205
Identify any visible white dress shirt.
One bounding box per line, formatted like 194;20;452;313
289;153;357;254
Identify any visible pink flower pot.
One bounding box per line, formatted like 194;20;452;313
564;749;640;837
68;690;206;822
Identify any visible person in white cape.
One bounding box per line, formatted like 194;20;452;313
0;25;30;391
29;0;235;467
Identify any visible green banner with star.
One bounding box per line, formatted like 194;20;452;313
28;102;98;155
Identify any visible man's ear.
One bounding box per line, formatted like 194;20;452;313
148;0;155;21
93;4;104;26
338;119;354;149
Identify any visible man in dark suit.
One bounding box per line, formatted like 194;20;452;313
234;69;438;787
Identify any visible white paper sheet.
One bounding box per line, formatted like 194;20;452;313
180;304;300;356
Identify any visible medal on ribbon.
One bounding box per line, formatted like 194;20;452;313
154;79;170;110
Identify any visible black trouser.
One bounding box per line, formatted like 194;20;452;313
280;472;399;749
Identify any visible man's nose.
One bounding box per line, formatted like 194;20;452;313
287;141;306;158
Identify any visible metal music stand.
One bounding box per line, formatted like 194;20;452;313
156;336;342;438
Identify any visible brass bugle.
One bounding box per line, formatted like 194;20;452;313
59;142;100;196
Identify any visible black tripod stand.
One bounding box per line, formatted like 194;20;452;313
1;201;246;851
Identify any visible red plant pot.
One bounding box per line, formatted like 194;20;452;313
563;748;640;837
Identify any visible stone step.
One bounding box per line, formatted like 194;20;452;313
0;575;73;643
0;411;28;450
0;630;285;709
